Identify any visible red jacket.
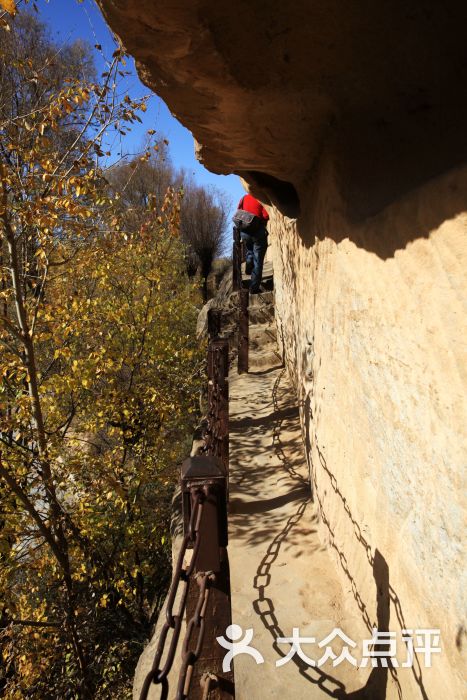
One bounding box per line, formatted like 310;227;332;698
238;194;269;224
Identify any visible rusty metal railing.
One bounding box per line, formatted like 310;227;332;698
205;336;229;471
139;233;261;697
139;307;234;700
207;307;222;339
233;226;249;374
232;227;242;293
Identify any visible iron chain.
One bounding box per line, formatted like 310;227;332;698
201;672;218;700
176;571;216;699
139;488;206;700
139;321;230;699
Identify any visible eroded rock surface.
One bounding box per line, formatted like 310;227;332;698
99;1;467;221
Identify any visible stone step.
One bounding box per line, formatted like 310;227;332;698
248;305;274;325
249;334;277;348
250;321;277;337
241;276;274;294
241;259;273;279
249;326;277;351
248;347;283;371
248;289;274;307
249;340;278;355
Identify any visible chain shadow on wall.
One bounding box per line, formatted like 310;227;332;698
252;500;405;699
303;393;429;700
252;372;397;698
271;368;308;488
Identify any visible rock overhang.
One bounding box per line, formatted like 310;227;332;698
97;0;467;220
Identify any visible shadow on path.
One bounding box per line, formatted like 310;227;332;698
248;371;405;698
301;391;431;699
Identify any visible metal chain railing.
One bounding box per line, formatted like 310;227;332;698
139;488;207;700
200;673;218;700
176;571;215;699
139;227;262;697
139;223;283;699
139;303;234;700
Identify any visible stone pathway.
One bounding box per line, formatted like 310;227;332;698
134;258;401;700
228;289;399;699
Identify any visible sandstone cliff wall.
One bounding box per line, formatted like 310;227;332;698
268;159;466;699
97;2;467;696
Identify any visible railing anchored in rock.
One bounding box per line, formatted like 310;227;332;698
139;305;240;699
232;226;249;374
139;228;249;699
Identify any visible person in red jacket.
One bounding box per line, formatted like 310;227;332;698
237;194;269;293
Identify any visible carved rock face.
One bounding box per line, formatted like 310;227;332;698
98;1;467;218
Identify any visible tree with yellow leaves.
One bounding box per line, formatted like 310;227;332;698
0;11;203;698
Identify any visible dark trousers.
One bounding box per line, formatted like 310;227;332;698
240;228;268;292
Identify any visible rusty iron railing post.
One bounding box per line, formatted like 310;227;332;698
207;307;222;340
238;289;249;374
179;457;234;700
139;320;234;700
206;339;229;473
181;456;228;561
232;227;242;291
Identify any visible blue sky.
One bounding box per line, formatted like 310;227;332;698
36;0;245;208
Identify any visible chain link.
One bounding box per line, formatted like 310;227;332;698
176;571;216;699
138;488;206;700
201;673;218;700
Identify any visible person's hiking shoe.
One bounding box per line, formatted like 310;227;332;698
245;260;253;275
250;284;265;294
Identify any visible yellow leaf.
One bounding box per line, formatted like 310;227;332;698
0;0;16;15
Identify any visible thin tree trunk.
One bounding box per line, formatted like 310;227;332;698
1;177;91;692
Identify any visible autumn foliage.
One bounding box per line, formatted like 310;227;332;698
0;11;204;698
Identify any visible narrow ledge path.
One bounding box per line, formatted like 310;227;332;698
228;288;397;699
